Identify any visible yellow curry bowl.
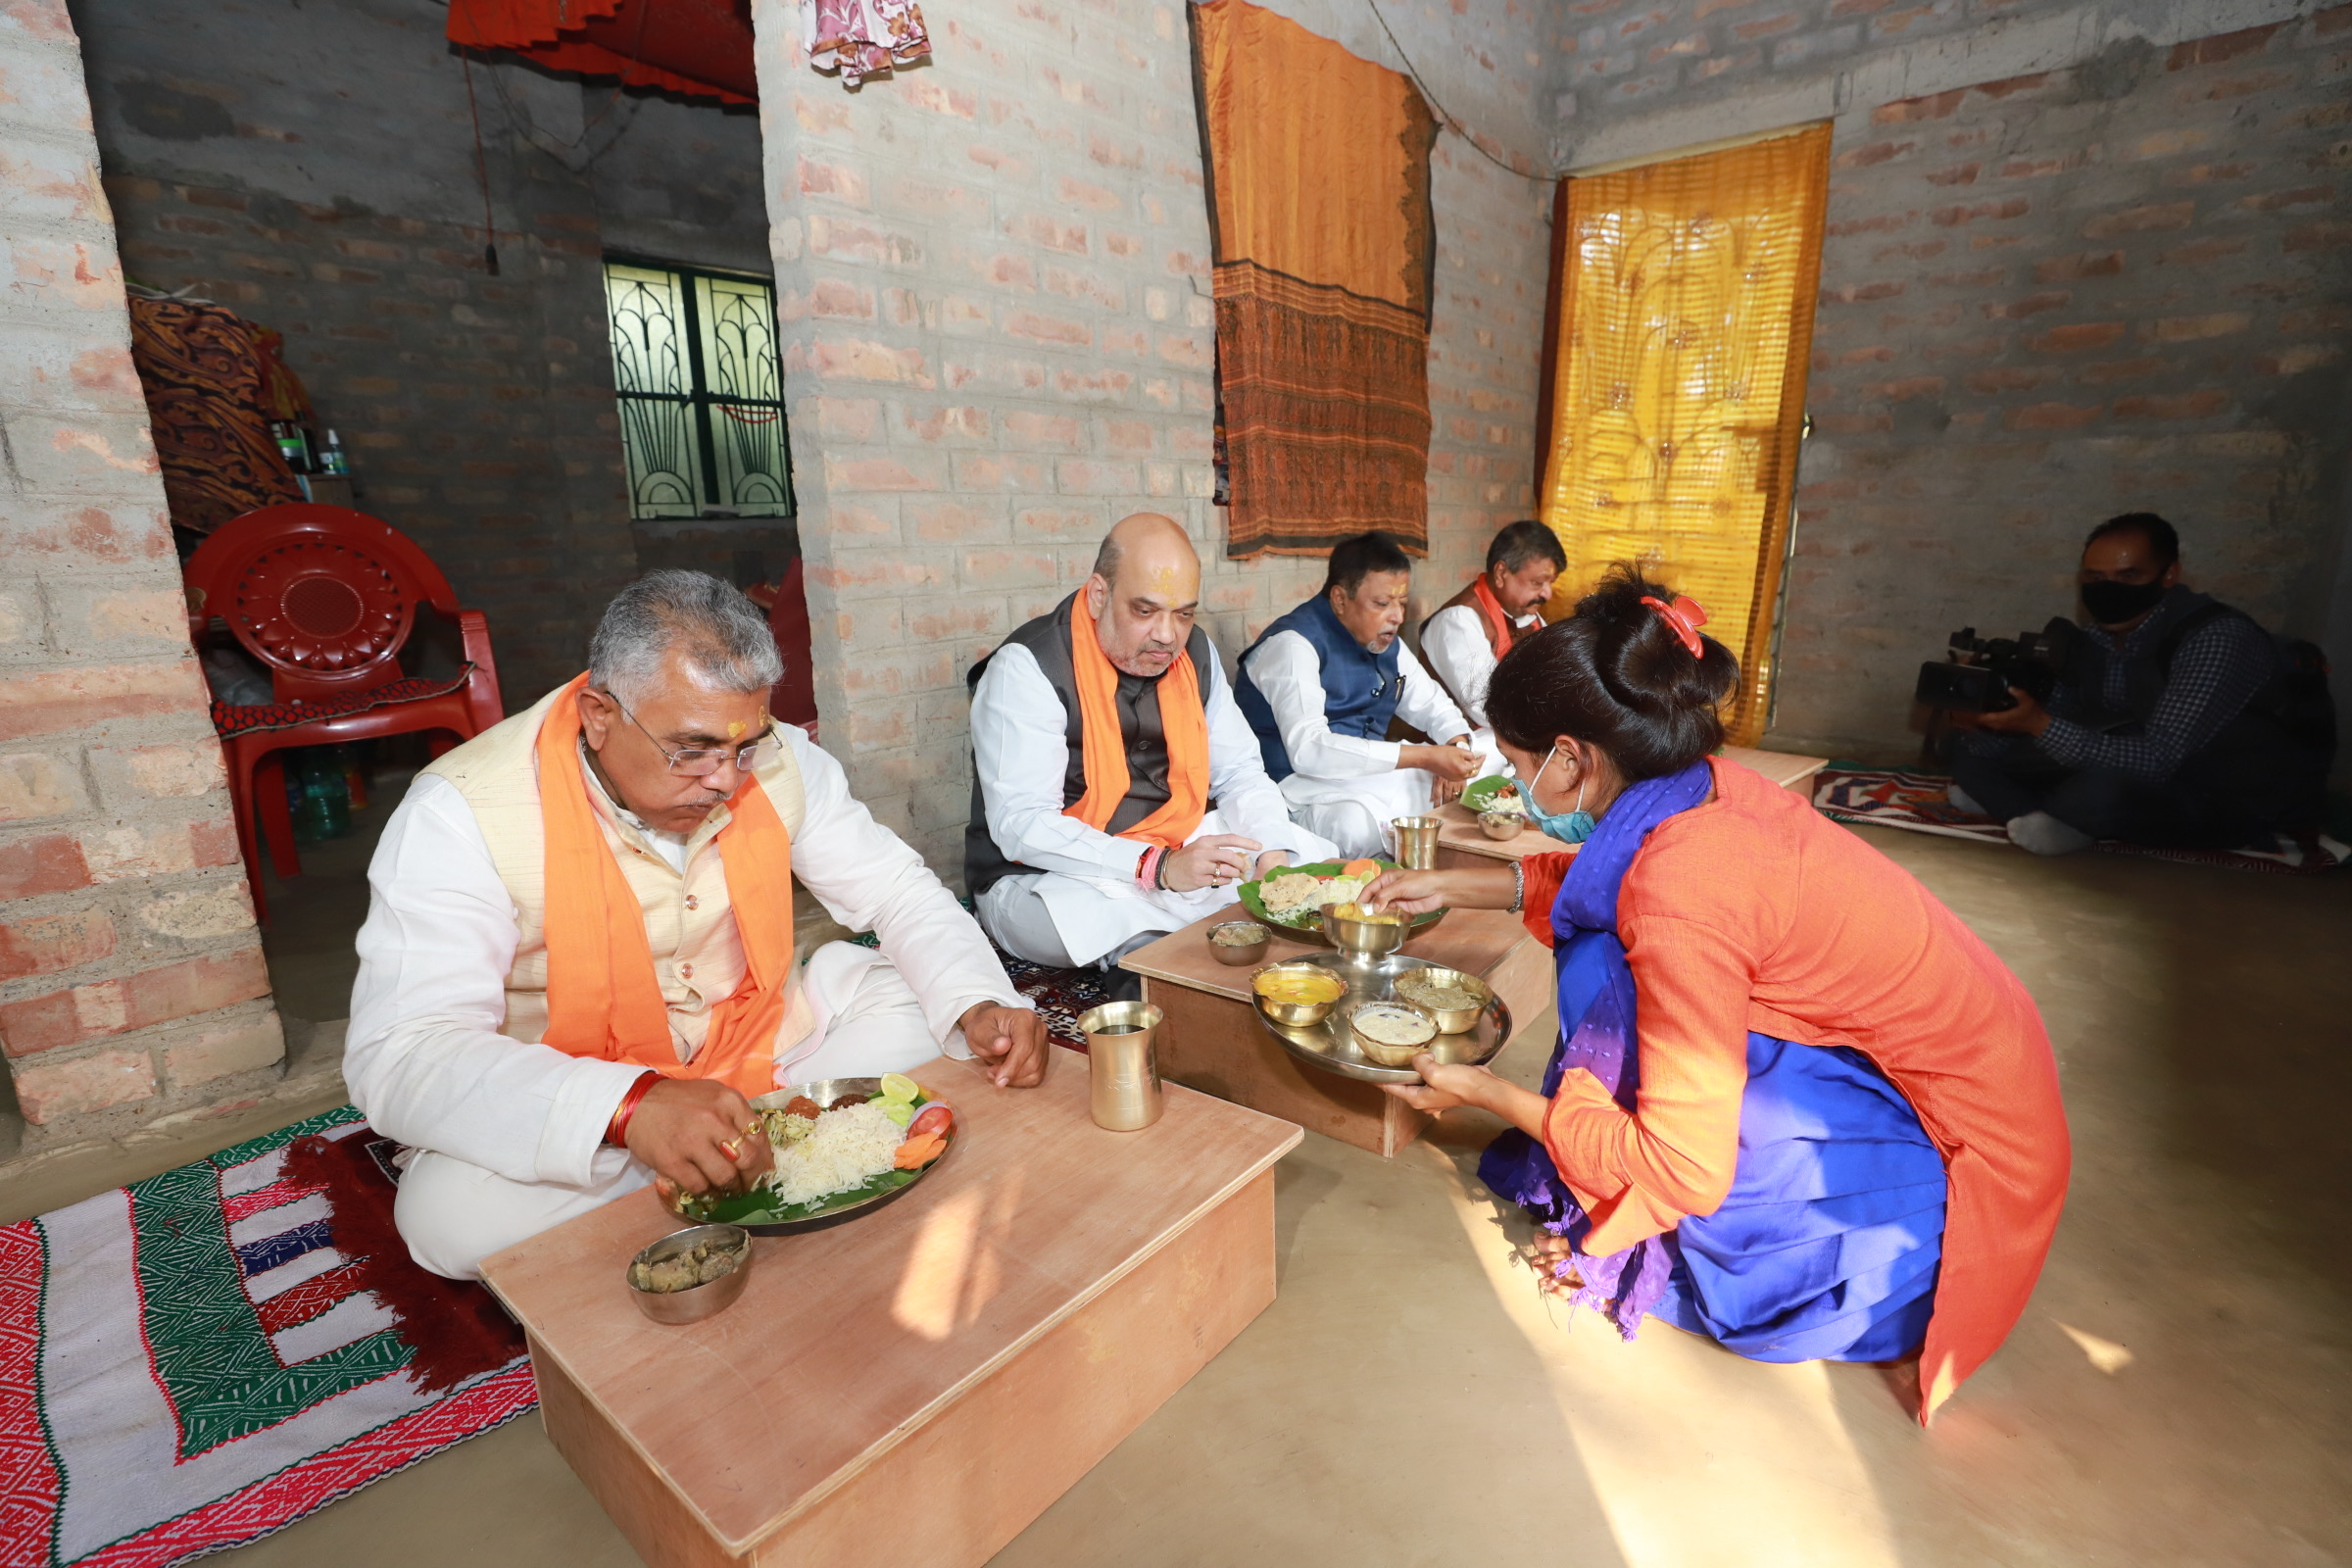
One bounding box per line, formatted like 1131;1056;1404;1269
1395;966;1490;1034
1321;900;1409;958
1251;960;1347;1026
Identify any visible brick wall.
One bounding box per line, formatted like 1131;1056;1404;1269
72;0;776;706
0;0;282;1150
1776;13;2352;751
751;0;1553;874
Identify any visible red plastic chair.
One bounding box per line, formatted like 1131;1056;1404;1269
184;504;504;921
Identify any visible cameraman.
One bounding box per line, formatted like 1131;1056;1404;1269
1948;513;2314;856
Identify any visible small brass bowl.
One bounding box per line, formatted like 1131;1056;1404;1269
1479;810;1525;841
1321;901;1409;960
626;1223;753;1325
1208;920;1272;966
1347;999;1440;1066
1252;960;1346;1026
1394;966;1491;1034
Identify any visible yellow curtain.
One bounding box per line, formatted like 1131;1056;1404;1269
1538;125;1831;744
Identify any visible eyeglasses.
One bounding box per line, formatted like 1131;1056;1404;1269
600;691;778;776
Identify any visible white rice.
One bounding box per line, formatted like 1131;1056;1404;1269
760;1101;903;1205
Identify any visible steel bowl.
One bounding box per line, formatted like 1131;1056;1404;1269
1207;920;1272;966
1479;810;1525;841
625;1223;753;1325
1346;998;1440;1066
1251;959;1347;1026
1393;965;1491;1034
1320;901;1410;960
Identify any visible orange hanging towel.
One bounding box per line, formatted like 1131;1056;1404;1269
535;674;793;1098
1063;594;1210;849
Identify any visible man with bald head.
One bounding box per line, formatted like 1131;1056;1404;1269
967;513;1337;980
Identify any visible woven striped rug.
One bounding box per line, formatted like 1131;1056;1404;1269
1813;764;2349;875
1;1107;535;1568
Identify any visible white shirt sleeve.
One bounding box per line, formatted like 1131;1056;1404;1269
345;772;645;1187
1200;651;1340;863
1395;640;1473;745
969;642;1149;883
1241;629;1404;779
1422;604;1497;730
782;726;1028;1052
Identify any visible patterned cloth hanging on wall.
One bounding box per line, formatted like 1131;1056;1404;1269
805;0;931;86
1190;0;1437;559
125;296;303;538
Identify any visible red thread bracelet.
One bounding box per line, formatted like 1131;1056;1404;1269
605;1070;661;1148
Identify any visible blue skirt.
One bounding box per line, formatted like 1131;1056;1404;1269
1482;1032;1947;1362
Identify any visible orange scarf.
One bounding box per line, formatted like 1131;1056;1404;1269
1064;594;1209;848
1470;574;1533;659
536;674;793;1098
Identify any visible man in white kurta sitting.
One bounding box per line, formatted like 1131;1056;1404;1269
348;570;1048;1281
1420;520;1564;731
967;513;1337;980
1234;531;1484;859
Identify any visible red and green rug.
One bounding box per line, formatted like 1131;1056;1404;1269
1813;763;2349;874
1;1107;535;1568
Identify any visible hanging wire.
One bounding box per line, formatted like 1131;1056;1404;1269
1361;0;1559;183
460;48;501;275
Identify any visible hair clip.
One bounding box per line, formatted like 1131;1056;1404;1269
1640;594;1708;658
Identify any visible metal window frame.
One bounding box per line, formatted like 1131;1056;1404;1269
603;255;795;520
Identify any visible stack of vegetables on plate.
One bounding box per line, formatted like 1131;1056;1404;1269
677;1072;955;1226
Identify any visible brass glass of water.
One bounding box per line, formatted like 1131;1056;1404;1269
1391;814;1441;870
1078;1001;1163;1131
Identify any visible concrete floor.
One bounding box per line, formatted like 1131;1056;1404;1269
16;824;2349;1566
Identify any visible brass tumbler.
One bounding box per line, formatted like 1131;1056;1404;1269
1391;814;1442;870
1079;1001;1164;1131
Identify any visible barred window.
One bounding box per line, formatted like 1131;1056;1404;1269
602;259;794;520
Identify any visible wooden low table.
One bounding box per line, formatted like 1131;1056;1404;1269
1434;744;1828;868
1119;904;1549;1158
479;1055;1299;1568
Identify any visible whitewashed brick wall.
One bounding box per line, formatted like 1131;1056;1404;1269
752;0;1553;873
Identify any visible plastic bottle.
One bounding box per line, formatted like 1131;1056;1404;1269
321;429;350;477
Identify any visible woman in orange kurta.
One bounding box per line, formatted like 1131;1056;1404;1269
1371;570;2069;1420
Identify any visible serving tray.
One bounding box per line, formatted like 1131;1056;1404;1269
1249;952;1512;1085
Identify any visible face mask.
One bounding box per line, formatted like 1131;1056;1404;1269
1525;746;1596;845
2080;578;2166;625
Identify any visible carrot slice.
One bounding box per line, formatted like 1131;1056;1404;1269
894;1133;945;1170
1341;858;1380;879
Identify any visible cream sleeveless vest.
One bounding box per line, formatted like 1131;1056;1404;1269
422;683;812;1060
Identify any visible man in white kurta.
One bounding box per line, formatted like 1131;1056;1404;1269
1235;532;1490;860
348;571;1045;1280
1420;520;1565;731
968;513;1335;973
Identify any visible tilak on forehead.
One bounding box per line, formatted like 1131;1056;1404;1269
727;718;748;739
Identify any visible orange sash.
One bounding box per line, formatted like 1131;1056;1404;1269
536;674;792;1098
1470;574;1533;659
1063;594;1209;848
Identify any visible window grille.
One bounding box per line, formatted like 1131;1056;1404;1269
602;259;795;520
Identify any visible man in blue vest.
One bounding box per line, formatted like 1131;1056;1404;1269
1236;531;1485;858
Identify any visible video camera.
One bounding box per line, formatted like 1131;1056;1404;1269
1915;619;2075;712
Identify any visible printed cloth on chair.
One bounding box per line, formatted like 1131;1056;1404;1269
0;1107;534;1568
211;667;477;739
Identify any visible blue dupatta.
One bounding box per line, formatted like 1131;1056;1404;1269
1476;760;1947;1361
